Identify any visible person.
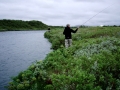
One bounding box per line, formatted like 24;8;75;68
63;24;79;48
48;27;50;32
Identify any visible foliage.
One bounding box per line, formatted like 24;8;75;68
44;27;64;50
0;19;48;31
7;27;120;90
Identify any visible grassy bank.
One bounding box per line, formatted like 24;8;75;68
7;27;120;90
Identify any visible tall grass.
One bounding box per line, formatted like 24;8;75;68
7;27;120;90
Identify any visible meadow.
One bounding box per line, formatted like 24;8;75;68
8;26;120;90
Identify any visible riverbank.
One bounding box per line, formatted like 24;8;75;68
7;27;120;90
0;19;48;31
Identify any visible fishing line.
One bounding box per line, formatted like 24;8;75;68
82;3;115;25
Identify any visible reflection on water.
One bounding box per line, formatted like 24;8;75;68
0;31;51;90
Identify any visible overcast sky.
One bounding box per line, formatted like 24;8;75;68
0;0;120;26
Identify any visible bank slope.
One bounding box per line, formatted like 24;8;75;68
7;27;120;90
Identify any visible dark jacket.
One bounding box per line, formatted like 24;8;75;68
63;27;78;39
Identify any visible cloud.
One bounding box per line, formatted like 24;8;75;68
0;0;120;26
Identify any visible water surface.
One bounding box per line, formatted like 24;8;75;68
0;31;51;90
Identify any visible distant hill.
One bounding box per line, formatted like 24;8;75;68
0;19;48;31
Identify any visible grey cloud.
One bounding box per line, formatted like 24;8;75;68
0;0;120;26
73;0;104;2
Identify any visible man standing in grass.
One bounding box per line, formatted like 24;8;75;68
63;24;79;48
48;27;50;32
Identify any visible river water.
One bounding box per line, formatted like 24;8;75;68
0;30;51;90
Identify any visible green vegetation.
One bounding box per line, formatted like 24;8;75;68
0;19;48;31
7;27;120;90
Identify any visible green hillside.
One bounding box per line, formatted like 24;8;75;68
0;19;48;31
7;27;120;90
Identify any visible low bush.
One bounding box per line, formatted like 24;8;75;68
7;27;120;90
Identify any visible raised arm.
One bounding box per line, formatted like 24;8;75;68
71;28;78;33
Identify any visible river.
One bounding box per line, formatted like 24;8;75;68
0;30;51;90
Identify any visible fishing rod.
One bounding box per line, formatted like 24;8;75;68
81;3;115;26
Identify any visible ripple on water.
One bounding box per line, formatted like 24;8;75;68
0;31;51;90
